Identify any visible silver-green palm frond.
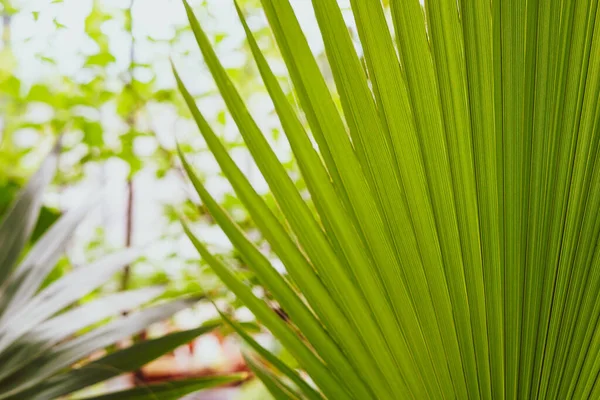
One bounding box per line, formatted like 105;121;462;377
177;0;600;398
0;147;243;400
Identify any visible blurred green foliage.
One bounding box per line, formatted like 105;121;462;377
0;0;272;291
0;3;310;398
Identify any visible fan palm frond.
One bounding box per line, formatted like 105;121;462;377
177;0;600;398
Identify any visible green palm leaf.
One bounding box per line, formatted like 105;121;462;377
76;375;245;400
243;353;303;400
0;148;242;399
177;0;600;398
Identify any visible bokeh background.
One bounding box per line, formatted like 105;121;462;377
0;0;359;398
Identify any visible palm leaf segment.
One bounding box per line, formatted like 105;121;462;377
0;148;242;399
178;0;600;398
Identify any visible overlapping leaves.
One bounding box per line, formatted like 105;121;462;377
0;147;242;399
177;0;600;398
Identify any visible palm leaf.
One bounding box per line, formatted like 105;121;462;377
243;353;303;400
220;312;323;400
76;375;245;400
177;0;600;398
21;322;221;400
0;149;241;399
